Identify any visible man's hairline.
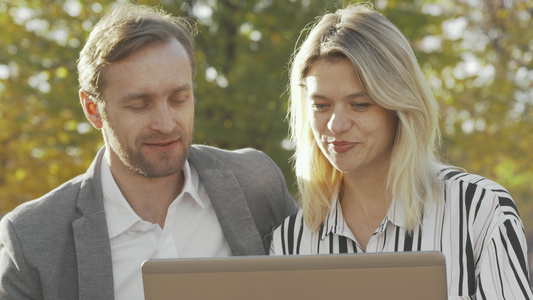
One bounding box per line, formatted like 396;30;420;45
86;37;195;103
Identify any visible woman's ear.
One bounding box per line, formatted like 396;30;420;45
79;90;103;129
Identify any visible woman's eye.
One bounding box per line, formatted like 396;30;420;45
311;103;329;111
352;103;371;110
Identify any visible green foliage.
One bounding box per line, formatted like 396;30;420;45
1;0;532;238
0;0;107;210
433;0;533;231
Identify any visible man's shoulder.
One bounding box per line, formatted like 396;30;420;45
3;174;85;226
190;144;270;166
191;144;264;158
189;144;284;183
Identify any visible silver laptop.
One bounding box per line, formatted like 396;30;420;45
142;251;447;300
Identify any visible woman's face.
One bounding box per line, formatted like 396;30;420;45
303;58;398;177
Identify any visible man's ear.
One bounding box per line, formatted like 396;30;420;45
79;90;103;129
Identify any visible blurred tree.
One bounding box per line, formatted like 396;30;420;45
0;0;110;211
0;0;531;240
429;0;533;231
147;0;351;193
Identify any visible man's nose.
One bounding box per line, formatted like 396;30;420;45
150;104;174;133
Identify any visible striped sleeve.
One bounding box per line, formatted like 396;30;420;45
270;169;533;298
270;211;304;255
472;188;532;299
441;171;532;299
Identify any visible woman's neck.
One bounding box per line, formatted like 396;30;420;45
339;170;391;251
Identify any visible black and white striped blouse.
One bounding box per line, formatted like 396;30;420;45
271;168;532;299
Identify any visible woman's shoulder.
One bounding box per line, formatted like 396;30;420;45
436;166;519;220
438;166;510;196
276;210;305;232
271;210;307;255
273;210;312;244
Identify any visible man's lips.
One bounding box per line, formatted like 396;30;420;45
144;140;179;152
328;141;357;153
149;140;176;145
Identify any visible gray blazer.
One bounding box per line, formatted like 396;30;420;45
0;145;298;299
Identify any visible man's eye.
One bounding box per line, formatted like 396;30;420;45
169;98;186;105
128;103;149;111
169;90;190;105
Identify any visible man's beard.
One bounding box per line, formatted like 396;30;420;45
106;123;193;179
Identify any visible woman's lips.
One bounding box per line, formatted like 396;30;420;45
329;141;357;153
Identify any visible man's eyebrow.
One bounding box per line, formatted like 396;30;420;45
119;84;192;102
169;85;192;94
120;92;151;103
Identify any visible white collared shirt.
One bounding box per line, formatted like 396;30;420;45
271;168;532;299
101;156;231;300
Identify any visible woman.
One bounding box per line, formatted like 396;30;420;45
270;4;532;299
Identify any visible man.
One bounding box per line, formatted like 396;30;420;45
0;4;298;299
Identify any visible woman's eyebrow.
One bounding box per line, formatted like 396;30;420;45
345;92;368;99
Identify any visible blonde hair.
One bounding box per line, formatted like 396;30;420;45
289;4;442;232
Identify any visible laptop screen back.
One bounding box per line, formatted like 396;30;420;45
142;251;447;300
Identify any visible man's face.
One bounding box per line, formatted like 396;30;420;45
98;38;195;178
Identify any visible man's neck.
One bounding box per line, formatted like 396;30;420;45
107;156;185;228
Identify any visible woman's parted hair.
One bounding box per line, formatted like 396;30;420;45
289;3;442;232
77;4;197;101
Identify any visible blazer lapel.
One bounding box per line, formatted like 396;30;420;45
73;213;114;299
198;169;265;256
73;149;115;299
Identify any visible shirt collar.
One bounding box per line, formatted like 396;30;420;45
179;160;207;209
321;197;349;241
101;154;206;239
387;199;407;229
320;196;407;241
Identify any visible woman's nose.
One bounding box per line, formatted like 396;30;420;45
327;108;352;134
